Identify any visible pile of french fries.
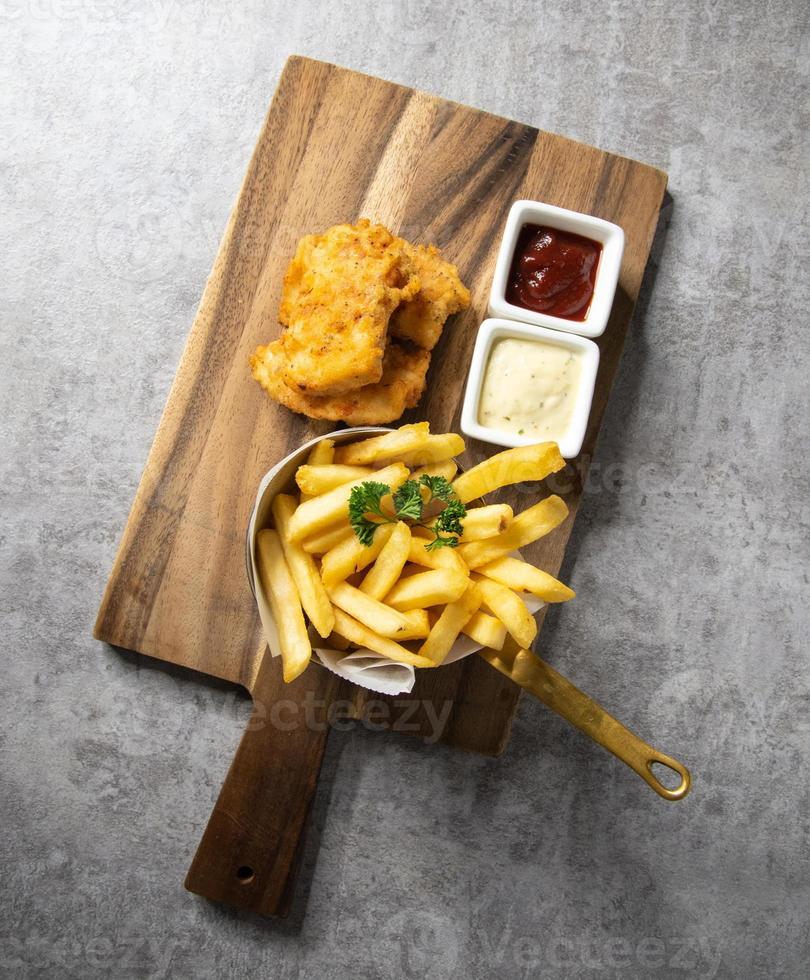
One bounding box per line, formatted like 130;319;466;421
256;422;575;682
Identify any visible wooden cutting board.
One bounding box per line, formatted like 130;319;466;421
94;55;667;916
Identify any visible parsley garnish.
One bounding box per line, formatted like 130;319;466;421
348;475;467;550
417;474;455;504
427;498;466;551
348;481;393;546
392;480;424;520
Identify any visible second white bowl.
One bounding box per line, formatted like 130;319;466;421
460;318;600;458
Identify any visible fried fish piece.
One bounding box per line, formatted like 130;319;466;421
389;243;471;351
278;220;420;396
250;339;431;425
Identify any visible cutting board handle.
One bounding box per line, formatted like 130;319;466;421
184;662;338;916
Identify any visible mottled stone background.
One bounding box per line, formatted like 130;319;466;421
2;1;808;977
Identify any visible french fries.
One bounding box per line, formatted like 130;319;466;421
320;522;395;589
300;438;335;501
407;536;468;574
419;583;482;665
334;422;464;469
385;567;469;611
411;460;458;483
478;556;575;603
296;464;373;496
472;575;538;649
359;521;412;600
462;610;507;651
327;581;423;640
255;425;577;683
398;432;465;467
392;608;431;640
301;523;354;555
458;496;569;569
255;529;311;682
271;494;335;639
331;608;434;668
287;462;408;542
452;443;565;504
306;438;335;466
428;503;512;542
334;423;430;465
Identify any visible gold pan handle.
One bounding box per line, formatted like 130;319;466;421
478;642;691;801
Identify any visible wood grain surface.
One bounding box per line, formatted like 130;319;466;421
94;55;667;915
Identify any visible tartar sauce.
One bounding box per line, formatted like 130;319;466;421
478;337;583;441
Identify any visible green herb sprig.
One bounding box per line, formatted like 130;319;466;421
348;475;466;551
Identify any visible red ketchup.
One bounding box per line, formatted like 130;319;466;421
506;224;602;321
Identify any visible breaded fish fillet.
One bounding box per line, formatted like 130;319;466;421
278;220;420;396
250;339;431;425
389;243;471;350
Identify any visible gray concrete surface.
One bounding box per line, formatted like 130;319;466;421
2;1;808;977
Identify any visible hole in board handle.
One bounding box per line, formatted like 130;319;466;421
236;865;255;884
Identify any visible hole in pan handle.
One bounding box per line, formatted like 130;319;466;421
477;641;692;802
643;753;691;801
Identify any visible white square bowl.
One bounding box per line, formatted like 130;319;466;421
488;199;625;338
460;318;600;458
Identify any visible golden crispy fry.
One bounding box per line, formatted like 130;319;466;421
461;504;513;540
393;608;431;640
306;439;334;466
337;605;429;641
410;459;458;482
472;575;538;649
300;439;335;501
335;424;464;468
451;443;566;504
461;610;507;650
277;219;421;395
398;433;465;467
359;521;412;600
458;496;569;569
407;536;469;575
389;242;471;350
327;581;421;640
384;567;469;611
295;464;373;497
301;523;353;555
271;495;335;640
419;583;482;665
256;529;311;682
427;503;512;543
478;556;575;603
250;339;431;425
335;422;430;465
331;608;434;668
320;523;396;589
288;462;408;542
